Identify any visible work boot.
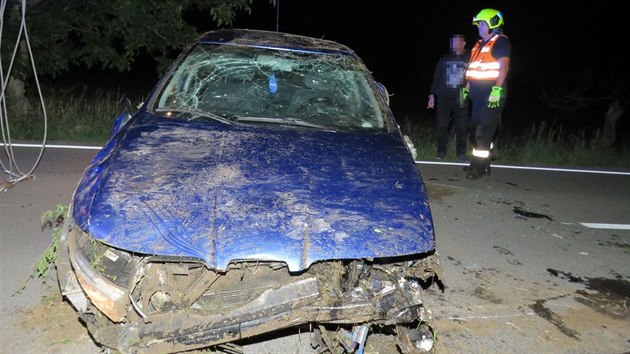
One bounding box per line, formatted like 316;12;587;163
462;165;491;176
465;169;482;180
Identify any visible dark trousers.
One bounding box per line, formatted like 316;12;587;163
468;90;505;174
436;96;468;156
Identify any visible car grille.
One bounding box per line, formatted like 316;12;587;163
193;264;314;314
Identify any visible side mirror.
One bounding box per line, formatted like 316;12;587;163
375;81;390;107
403;135;417;161
109;96;136;138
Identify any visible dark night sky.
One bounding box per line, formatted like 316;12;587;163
226;1;628;135
83;1;626;137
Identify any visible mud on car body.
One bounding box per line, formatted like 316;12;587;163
56;28;443;353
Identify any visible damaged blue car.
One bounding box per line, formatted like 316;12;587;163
56;28;442;354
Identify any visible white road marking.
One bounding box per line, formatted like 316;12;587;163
447;312;535;321
5;143;630;175
2;143;102;150
580;223;630;230
415;161;630;176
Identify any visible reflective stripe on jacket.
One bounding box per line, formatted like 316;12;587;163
465;34;506;81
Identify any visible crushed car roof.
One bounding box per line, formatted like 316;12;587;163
196;28;356;56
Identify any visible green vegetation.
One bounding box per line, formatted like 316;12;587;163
8;89;630;170
36;204;69;281
15;204;69;293
9;1;275;79
11;87;134;144
399;116;630;171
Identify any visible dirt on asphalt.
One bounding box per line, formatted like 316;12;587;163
4;167;630;354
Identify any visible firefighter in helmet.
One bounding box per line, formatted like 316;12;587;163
461;8;511;179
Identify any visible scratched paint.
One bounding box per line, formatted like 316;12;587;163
72;113;435;272
70;28;436;273
60;28;441;354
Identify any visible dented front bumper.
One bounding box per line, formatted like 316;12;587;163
56;218;442;354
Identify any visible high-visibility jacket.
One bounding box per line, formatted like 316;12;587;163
465;34;507;81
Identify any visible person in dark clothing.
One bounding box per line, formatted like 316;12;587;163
427;34;470;162
461;8;511;179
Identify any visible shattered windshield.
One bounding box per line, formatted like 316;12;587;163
154;43;386;132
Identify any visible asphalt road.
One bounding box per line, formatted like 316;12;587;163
1;146;629;353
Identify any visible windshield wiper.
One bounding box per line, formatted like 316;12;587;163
235;116;335;131
155;108;233;125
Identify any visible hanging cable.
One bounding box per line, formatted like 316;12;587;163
0;0;47;192
275;0;280;32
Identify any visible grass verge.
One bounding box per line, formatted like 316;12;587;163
9;86;140;144
399;116;630;170
5;87;630;170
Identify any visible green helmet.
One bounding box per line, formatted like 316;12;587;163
472;8;504;29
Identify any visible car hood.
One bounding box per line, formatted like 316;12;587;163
73;114;435;272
